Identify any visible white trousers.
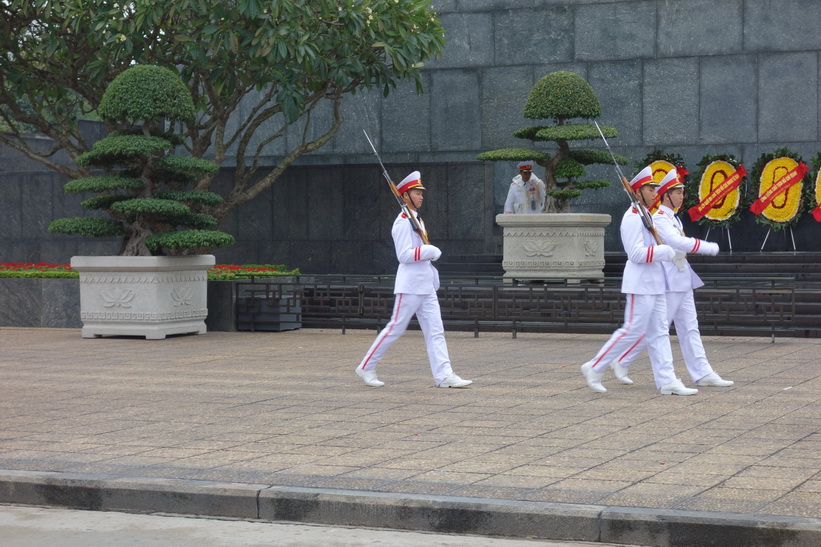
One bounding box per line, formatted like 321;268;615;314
357;292;453;385
616;290;713;383
586;293;676;388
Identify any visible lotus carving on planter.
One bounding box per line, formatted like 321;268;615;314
101;288;136;308
523;240;557;257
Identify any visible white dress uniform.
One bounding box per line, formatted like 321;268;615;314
582;205;679;389
613;203;721;383
356;172;463;387
504;173;546;214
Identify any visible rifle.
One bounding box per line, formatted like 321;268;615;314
363;129;430;245
593;121;663;245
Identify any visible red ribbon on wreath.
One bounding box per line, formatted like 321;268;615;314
749;162;808;216
687;165;746;222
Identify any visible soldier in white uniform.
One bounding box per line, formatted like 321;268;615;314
504;161;546;214
581;166;698;395
607;169;734;388
355;171;473;389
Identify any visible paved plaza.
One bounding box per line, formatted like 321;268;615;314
1;326;820;545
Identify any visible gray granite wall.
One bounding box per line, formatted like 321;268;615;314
3;0;821;272
0;278;80;328
231;0;821;259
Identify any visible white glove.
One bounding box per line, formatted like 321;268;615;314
702;241;719;256
654;244;676;262
420;244;442;262
673;249;687;272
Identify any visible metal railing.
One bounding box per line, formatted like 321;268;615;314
232;274;798;338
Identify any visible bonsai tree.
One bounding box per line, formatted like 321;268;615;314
48;65;234;256
478;71;626;213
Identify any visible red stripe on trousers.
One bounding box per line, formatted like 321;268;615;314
617;333;646;363
360;294;403;369
592;294;636;371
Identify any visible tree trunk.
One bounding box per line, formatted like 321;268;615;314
542;139;571;213
119;222;154;256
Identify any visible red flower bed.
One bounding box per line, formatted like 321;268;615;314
0;262;297;279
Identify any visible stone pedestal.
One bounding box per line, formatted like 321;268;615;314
71;255;215;339
495;213;611;282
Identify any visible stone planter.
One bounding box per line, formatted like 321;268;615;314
71;255;215;339
495;213;612;282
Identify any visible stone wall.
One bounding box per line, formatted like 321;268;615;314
2;0;821;272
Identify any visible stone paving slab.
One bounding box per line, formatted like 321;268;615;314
1;327;821;545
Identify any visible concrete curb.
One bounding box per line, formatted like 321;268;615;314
0;470;264;519
1;471;820;546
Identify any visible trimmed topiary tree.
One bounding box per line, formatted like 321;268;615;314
48;65;234;256
477;71;626;213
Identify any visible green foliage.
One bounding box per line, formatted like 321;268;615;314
207;264;300;280
177;212;219;230
155;190;225;207
99;65;195;123
475;148;549;162
76;135;173;167
478;71;614;212
145;230;235;252
0;0;445;227
533;124;614;142
80;195;131;210
48;217;126;238
0;270;78;278
513;124;617;141
555;158;585;179
64;175;144;193
154;155;219;180
523;71;602;121
111;198;191;218
811;152;821;174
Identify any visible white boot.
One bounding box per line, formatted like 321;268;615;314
660;378;698;396
581;362;606;393
437;373;473;388
696;372;734;387
356;367;385;387
610;361;633;385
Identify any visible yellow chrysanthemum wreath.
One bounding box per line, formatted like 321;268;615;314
685;154;745;228
748;148;812;231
